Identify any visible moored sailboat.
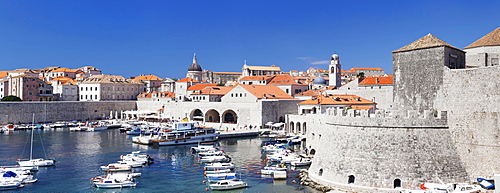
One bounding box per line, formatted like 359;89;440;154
17;114;56;167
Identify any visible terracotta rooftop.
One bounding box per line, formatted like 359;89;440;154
392;34;461;53
152;92;175;97
244;65;281;71
268;74;306;85
295;89;323;96
138;93;152;98
464;27;500;49
80;74;142;84
176;77;200;83
191;86;234;95
238;85;295;99
133;75;163;81
0;71;9;78
299;94;376;105
239;75;274;81
187;83;218;91
359;76;393;85
352;67;384;71
51;68;79;73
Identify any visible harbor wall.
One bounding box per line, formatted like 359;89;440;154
0;101;137;124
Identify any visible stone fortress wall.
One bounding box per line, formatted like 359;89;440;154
296;64;500;191
0;101;136;124
435;66;500;181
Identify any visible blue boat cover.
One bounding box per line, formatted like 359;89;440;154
3;171;17;177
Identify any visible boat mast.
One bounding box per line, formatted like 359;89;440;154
30;113;34;160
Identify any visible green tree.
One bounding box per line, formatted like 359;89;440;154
217;83;225;86
1;95;22;102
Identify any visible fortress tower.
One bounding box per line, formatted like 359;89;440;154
392;34;465;112
328;54;341;88
186;53;203;82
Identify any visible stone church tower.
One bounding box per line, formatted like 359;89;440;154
328;54;341;88
186;53;202;82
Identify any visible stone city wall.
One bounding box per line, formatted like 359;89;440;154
0;101;137;124
293;113;467;191
435;66;500;179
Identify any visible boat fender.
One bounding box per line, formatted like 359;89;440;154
204;167;207;170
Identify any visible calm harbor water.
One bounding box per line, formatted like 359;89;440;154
0;128;318;193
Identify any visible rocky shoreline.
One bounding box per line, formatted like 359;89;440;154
297;169;349;193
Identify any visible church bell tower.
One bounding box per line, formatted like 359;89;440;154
329;54;341;88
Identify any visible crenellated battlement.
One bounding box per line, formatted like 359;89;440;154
321;109;448;128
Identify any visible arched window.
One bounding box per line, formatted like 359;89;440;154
394;179;401;188
348;175;355;184
319;168;323;176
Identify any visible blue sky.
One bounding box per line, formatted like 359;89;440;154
1;0;499;79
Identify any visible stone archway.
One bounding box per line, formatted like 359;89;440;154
222;110;237;123
279;116;285;123
205;109;220;123
302;122;307;134
296;122;301;133
348;175;355;184
289;121;295;133
394;179;401;188
190;109;203;122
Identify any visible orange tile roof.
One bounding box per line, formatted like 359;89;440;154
359;76;393;85
267;74;301;85
133;75;163;81
352;67;385;71
152;92;175;97
176;77;200;83
295;89;323;96
239;75;273;81
187;83;218;91
299;95;376;105
51;67;79;73
341;69;357;73
191;86;234;95
239;85;295;99
138;93;152;98
0;71;10;78
350;105;374;110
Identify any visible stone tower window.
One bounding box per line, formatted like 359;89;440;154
348;175;355;184
394;179;401;188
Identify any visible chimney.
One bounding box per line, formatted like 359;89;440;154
375;78;379;84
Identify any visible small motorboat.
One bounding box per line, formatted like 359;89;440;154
209;179;247;190
93;178;137;189
290;158;312;166
261;165;286;175
100;163;132;172
199;155;231;163
91;172;141;183
206;173;237;182
0;180;23;190
191;143;218;152
204;163;235;170
204;169;232;175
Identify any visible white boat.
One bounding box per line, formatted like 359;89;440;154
120;151;154;164
91;172;141;183
209;180;247;190
69;126;88;131
204;169;232;175
117;160;143;168
17;114;56;167
93;178;137;188
86;126;108;131
0;171;37;184
206;172;237;182
199;155;231;163
191;143;218;152
290;158;312;166
261;165;287;175
151;122;219;146
410;182;482;193
198;150;224;157
0;180;23;190
204;163;235;170
100;163;132;171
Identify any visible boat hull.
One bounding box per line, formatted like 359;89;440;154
152;135;219;146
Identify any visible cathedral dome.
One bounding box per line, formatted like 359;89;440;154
187;53;202;72
313;77;327;84
188;62;202;72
